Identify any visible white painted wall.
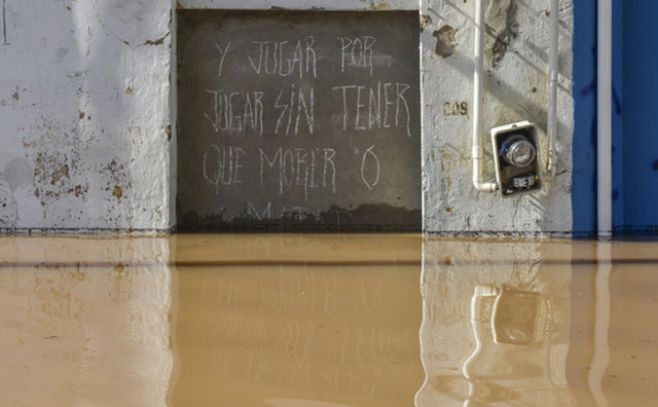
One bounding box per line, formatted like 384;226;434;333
0;0;574;233
420;0;574;234
0;0;173;230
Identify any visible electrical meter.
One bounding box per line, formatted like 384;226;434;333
491;288;543;346
490;121;541;196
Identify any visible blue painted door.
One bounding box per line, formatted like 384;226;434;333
574;0;658;235
619;2;658;233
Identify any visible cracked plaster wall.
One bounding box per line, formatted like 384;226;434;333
0;0;574;233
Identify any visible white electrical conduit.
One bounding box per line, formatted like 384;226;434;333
473;0;561;189
472;0;498;192
547;0;559;176
598;0;613;237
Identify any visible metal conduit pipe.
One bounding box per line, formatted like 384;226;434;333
547;0;559;176
472;0;498;192
598;0;613;237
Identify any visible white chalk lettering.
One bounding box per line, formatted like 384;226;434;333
203;145;246;193
360;145;381;190
323;148;336;193
333;85;356;131
247;36;317;79
259;147;336;199
383;82;394;129
355;86;367;130
215;41;232;76
228;92;241;131
248;42;267;74
247;201;272;220
305;36;317;79
275;86;314;136
283;149;295;187
396;83;411;137
204;89;264;135
332;82;412;135
338;36;376;76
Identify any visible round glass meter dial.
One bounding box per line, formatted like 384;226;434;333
502;135;536;168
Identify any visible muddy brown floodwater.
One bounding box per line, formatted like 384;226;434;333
0;234;657;406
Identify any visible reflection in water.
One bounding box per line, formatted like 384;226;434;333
0;237;172;407
2;235;658;406
589;242;611;407
416;240;576;407
169;235;424;407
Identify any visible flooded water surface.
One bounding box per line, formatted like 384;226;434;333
0;235;657;406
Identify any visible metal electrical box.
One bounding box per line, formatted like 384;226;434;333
491;121;541;197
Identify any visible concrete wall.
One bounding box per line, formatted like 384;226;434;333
0;0;575;233
0;1;173;230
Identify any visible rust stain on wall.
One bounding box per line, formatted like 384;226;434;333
22;118;89;213
104;159;130;203
112;185;123;201
33;151;72;204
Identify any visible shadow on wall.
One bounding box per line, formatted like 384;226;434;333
422;0;574;234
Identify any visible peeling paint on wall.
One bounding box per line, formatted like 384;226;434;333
433;25;457;58
0;0;574;234
104;159;130;204
23;118;90;214
419;14;432;32
370;1;391;10
0;0;173;230
0;180;18;229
